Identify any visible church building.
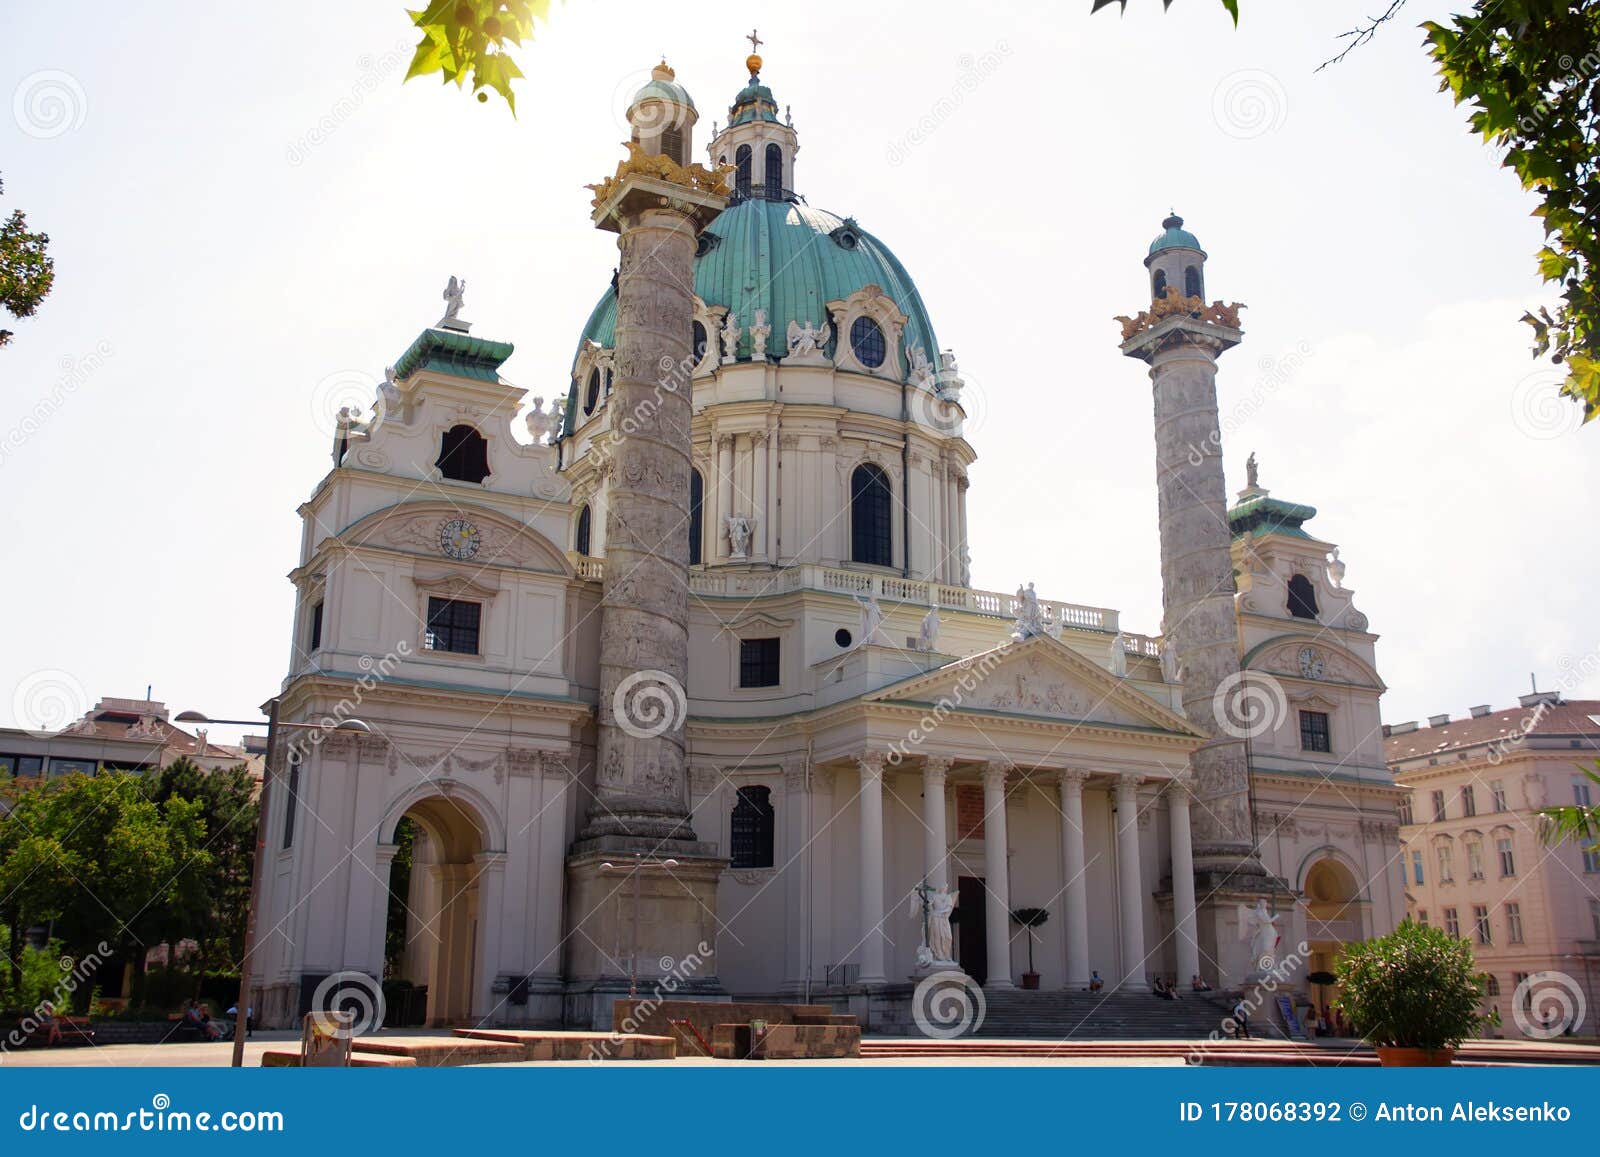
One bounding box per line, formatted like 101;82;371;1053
252;46;1404;1031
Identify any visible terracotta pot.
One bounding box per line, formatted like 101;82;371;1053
1021;972;1040;990
1375;1045;1456;1067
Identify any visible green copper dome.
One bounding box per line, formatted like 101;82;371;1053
628;62;695;115
729;79;778;125
1147;212;1203;257
565;199;941;430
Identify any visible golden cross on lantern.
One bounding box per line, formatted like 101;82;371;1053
747;28;763;54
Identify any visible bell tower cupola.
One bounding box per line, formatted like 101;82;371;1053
1145;211;1206;302
627;58;698;166
708;31;799;202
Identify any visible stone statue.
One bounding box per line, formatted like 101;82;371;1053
1326;547;1346;590
441;276;466;323
940;349;960;375
1110;631;1128;677
917;607;940;652
1011;581;1045;641
958;545;972;587
721;312;741;364
377;365;402;414
910;881;959;967
907;344;934;387
785;317;830;360
857;594;884;646
725;513;754;559
526;396;559;443
749;308;771;363
1160;637;1180;684
1245;451;1259;489
1239;899;1281;970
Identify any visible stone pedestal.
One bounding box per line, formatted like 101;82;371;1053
1193;888;1295;991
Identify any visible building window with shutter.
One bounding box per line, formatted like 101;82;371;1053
729;785;775;869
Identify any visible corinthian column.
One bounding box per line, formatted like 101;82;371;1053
1056;768;1091;989
921;756;952;892
983;761;1015;990
856;751;887;985
1168;778;1201;987
1114;774;1147;992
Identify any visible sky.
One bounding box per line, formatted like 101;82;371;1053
2;0;1596;745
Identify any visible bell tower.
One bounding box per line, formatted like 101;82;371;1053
707;32;799;202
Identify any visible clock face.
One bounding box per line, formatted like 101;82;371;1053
1298;646;1325;680
439;518;481;561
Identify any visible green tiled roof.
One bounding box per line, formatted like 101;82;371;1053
393;327;514;383
1147;212;1204;258
629;77;695;114
563;199;941;435
1227;492;1318;540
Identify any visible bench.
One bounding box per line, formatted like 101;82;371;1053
16;1014;95;1047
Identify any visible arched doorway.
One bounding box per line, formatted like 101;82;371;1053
1302;856;1363;1021
382;795;487;1026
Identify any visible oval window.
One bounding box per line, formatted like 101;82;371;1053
584;368;601;414
850;316;886;368
692;320;708;364
834;628;853;649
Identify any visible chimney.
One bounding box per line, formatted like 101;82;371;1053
1469;704;1492;718
1518;691;1561;708
1389;721;1419;735
1428;713;1451;727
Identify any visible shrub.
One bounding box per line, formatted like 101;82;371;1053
1335;919;1487;1050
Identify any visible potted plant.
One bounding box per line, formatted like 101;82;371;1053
1335;919;1488;1066
1011;907;1050;990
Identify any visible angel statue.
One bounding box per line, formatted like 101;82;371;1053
909;881;959;967
786;317;830;359
855;593;884;646
441;275;467;323
1238;899;1281;973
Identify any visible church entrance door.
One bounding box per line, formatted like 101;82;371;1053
956;876;987;985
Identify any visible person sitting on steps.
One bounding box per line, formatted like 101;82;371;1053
1088;970;1103;992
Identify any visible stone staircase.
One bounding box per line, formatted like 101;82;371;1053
959;990;1242;1041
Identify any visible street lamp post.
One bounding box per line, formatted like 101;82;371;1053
598;855;679;999
176;704;369;1067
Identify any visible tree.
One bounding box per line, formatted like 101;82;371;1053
1093;2;1600;425
148;758;259;980
403;0;554;113
0;772;211;1005
1538;760;1600;856
0;175;54;347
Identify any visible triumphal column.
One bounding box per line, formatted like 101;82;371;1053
565;62;731;1025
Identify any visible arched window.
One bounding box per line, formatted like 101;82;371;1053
763;143;783;200
1286;574;1318;620
1184;265;1203;298
850;463;893;567
688;468;704;565
691;320;708;365
583;367;601;415
574;504;592;556
661;126;684;165
730;785;775;869
436;425;490;484
735;144;752;199
849;316;886;369
1151;269;1168;299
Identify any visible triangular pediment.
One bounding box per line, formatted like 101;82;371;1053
864;634;1200;736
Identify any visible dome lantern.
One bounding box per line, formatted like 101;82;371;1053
709;32;798;204
626;59;698;166
1143;211;1207;303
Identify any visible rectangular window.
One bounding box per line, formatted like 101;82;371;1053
1411;850;1424;885
738;637;781;688
309;601;324;651
15;756;43;778
48;758;96;777
1497;836;1516;877
1506;902;1524;944
1514;972;1531;1010
1473;904;1491;945
1398;794;1414;826
1444;907;1460;938
1298;710;1331;753
424;597;481;655
282;752;301;850
1590;899;1600;940
0;754;12;781
1432;790;1447;822
1437;843;1453;883
1417;909;1429;927
1461;785;1476;817
1490;780;1507;812
1584;847;1600;874
1576;780;1594;807
1466;842;1484;880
